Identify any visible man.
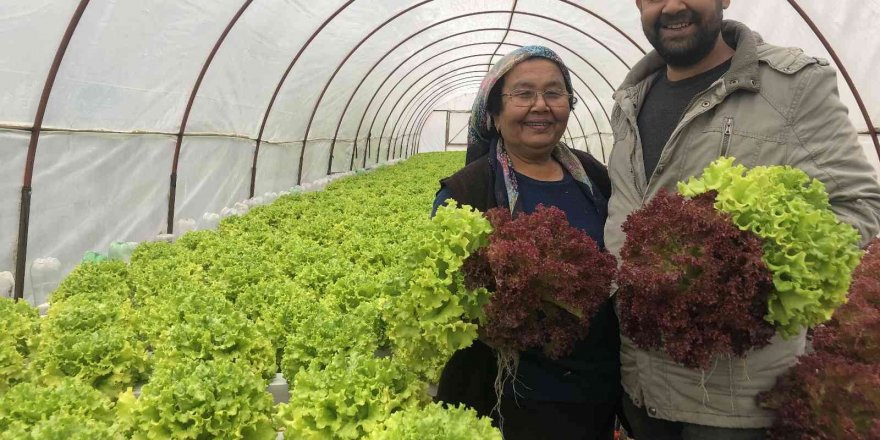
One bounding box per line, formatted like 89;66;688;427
605;0;880;439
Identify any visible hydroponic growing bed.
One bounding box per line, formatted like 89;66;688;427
0;152;502;440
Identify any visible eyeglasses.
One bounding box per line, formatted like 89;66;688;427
501;89;572;107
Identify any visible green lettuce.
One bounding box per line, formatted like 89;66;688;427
367;402;501;440
277;355;429;439
0;298;40;392
382;203;493;382
118;358;276;440
0;377;120;440
679;157;863;336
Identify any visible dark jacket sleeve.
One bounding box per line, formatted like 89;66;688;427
431;187;455;217
573;149;611;200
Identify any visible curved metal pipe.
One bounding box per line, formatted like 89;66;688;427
489;0;518;68
368;63;493;164
389;33;611;162
295;1;432;184
391;78;491;159
409;85;483;157
390;79;484;160
358;67;491;164
329;9;640;173
326;35;508;172
364;10;632;159
167;0;253;234
379;39;610;165
390;59;592;162
410;85;486;157
556;0;648;55
14;0;91;301
250;1;355;196
394;65;593;162
785;0;879;158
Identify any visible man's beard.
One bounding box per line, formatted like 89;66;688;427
645;7;723;67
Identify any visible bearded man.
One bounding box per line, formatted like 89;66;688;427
605;1;880;439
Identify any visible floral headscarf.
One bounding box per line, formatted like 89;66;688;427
466;45;575;164
465;45;597;215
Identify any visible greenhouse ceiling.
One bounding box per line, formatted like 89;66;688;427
1;0;879;301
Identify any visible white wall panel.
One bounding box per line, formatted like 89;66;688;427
174;136;253;224
25;133;173;302
42;0;243;132
0;0;80;125
254;142;303;196
0;132;29;275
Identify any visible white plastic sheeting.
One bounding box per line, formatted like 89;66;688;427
1;0;879;301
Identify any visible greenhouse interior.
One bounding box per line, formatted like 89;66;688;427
1;1;879;439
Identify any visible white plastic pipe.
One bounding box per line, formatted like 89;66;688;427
31;257;61;305
0;271;13;299
177;218;197;237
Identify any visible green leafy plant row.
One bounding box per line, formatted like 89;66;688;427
2;153;501;439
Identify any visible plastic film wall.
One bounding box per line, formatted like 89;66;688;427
1;0;879;303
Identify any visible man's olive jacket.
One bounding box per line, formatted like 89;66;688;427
605;20;880;428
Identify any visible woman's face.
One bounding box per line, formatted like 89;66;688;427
494;58;570;157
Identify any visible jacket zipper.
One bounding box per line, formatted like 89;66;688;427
720;117;734;157
636;79;727;204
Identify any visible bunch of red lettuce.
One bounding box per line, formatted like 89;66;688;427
617;190;776;369
758;351;880;440
812;237;880;364
760;238;880;439
463;205;616;359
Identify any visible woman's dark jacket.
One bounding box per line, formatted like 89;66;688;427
433;148;618;418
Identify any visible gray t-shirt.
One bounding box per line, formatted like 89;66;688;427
637;60;731;180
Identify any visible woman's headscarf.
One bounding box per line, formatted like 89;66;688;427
466;45;576;164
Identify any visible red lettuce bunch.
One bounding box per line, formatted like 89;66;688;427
758;352;880;440
617;190;776;369
464;205;616;359
760;238;880;439
813;237;880;364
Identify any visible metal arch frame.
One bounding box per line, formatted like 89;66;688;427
379;57;591;164
327;33;509;173
557;0;648;55
388;52;597;163
387;37;615;163
388;31;621;163
14;0;92;300
409;84;483;157
336;42;512;168
342;29;513;169
786;0;879;157
362;9;635;166
329;26;611;171
379;49;589;162
489;0;518;69
370;61;494;164
382;79;486;162
356;67;492;165
391;74;584;160
166;0;253;234
294;0;433;185
405;83;484;157
407;83;484;156
250;1;356;196
386;76;487;161
406;82;479;158
321;9;642;176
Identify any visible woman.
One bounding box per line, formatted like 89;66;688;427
431;46;621;440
